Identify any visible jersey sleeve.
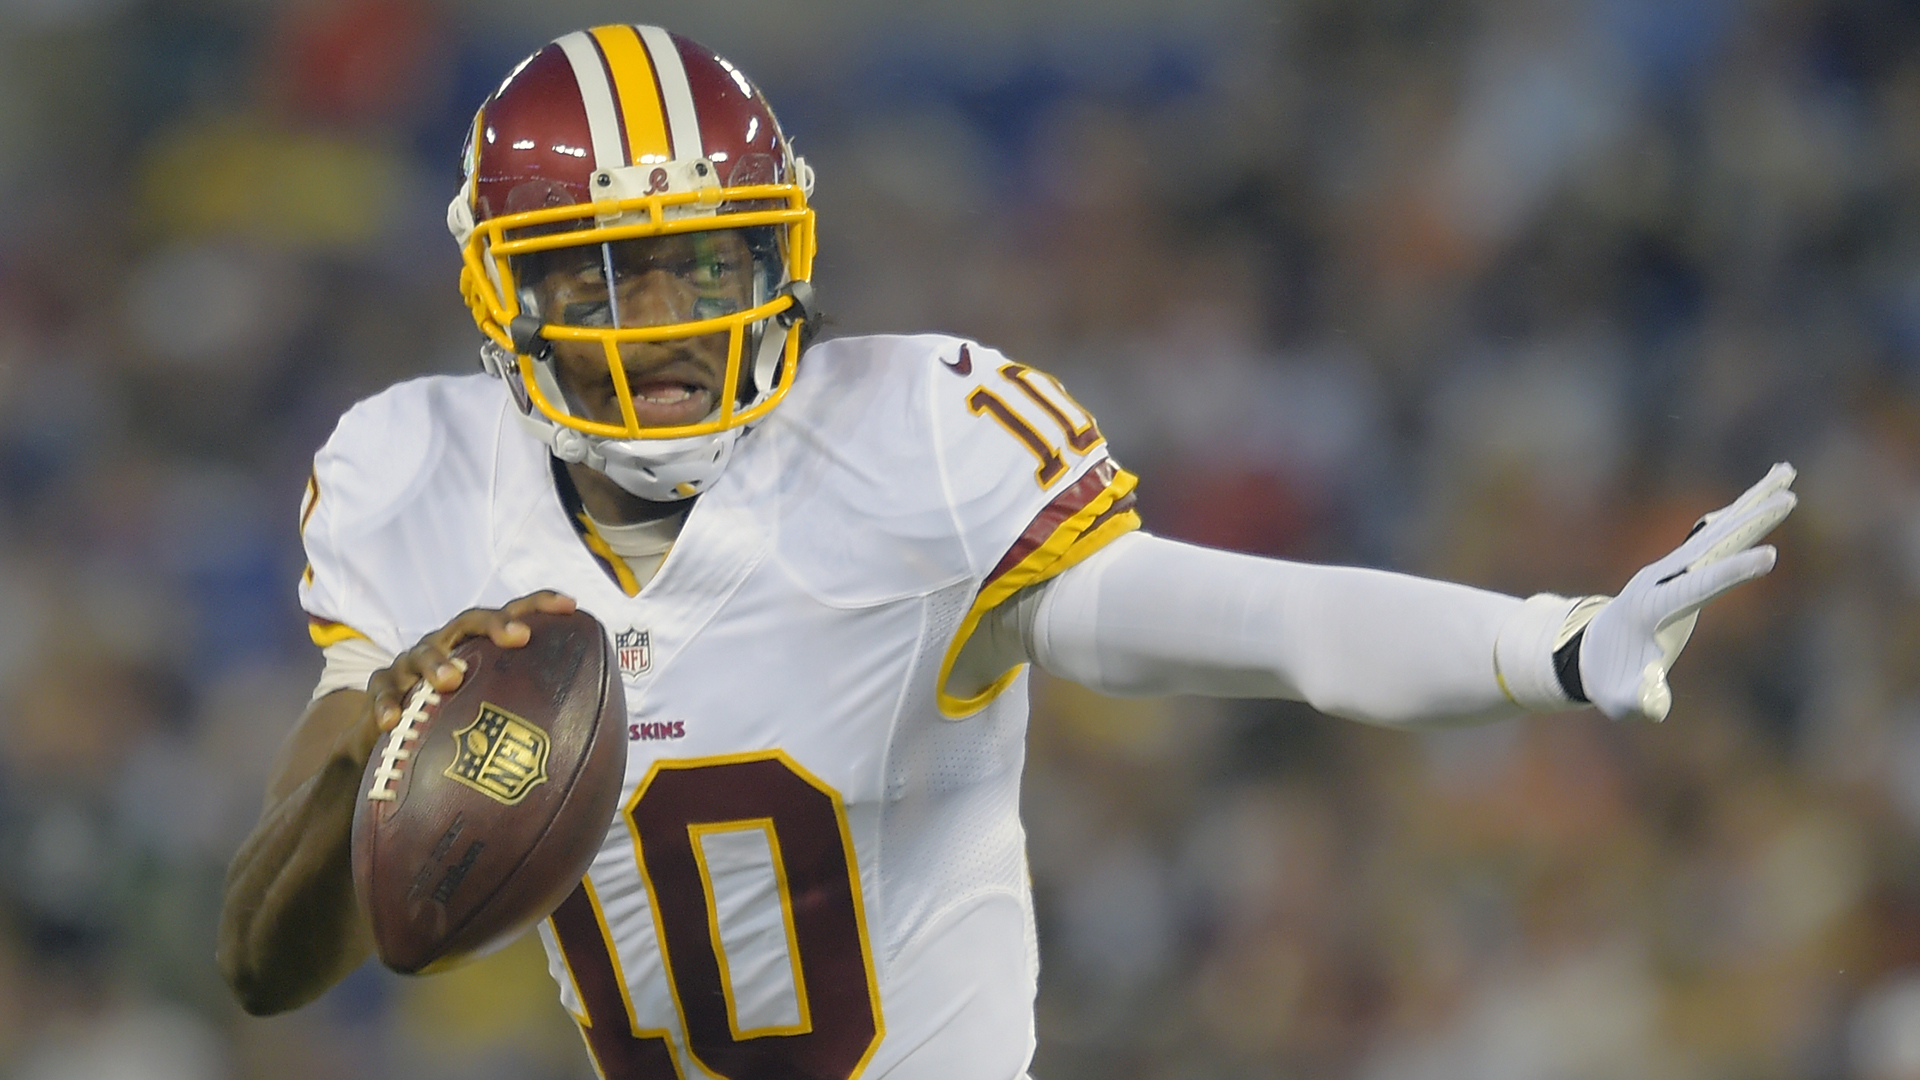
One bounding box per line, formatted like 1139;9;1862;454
296;377;494;658
926;341;1140;716
298;411;410;656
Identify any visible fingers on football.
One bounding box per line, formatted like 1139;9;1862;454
370;639;461;728
491;591;577;646
371;613;486;725
523;590;577;615
368;592;577;732
367;665;422;733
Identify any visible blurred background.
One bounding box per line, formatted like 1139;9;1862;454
0;0;1916;1076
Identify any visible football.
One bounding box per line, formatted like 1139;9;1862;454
350;609;627;975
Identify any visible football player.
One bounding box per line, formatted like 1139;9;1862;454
217;25;1796;1080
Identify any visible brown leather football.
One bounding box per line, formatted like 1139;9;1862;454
350;608;627;975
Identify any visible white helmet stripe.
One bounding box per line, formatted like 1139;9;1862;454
636;25;704;160
554;30;627;170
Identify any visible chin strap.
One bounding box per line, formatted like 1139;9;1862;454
478;339;513;378
482;340;735;503
477;280;816;501
549;425;596;465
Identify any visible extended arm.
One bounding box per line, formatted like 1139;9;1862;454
954;464;1796;727
1016;532;1537;727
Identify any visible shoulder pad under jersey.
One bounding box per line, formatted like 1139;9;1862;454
298;374;517;654
756;333;1133;609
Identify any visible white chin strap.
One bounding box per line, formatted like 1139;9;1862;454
480;339;741;502
526;410;739;503
481;301;797;503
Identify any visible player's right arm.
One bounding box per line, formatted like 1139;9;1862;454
216;593;575;1016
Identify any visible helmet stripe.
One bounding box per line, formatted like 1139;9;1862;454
553;30;626;170
635;25;705;161
589;24;672;165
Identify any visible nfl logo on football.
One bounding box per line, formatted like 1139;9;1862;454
615;628;652;677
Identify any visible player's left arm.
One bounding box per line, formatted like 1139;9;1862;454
965;464;1796;727
924;341;1141;717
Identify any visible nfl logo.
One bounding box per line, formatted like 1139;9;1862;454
615;628;652;677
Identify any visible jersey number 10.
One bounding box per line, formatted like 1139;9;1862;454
967;361;1104;487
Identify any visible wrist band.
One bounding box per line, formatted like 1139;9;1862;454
1553;629;1588;703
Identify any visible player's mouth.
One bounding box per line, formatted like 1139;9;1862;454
624;364;719;428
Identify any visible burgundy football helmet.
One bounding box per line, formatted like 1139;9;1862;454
449;25;815;500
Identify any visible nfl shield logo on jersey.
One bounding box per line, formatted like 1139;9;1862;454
615;628;652;677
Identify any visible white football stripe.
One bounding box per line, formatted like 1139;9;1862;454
555;30;627;170
637;25;704;160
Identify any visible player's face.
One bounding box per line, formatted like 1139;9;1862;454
524;230;759;430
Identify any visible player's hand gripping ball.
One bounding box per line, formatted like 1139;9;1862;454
351;609;627;974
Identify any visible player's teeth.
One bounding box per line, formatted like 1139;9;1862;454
638;387;695;404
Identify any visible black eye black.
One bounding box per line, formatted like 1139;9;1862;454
561;301;612;326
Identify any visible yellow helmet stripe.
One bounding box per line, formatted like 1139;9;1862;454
591;24;673;165
634;24;705;160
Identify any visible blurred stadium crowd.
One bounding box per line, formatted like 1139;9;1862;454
1;0;1918;1077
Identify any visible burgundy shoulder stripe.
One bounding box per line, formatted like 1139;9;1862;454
985;459;1130;587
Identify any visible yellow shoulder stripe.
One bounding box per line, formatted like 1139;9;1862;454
936;466;1141;717
308;618;371;648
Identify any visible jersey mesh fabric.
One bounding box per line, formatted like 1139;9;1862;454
877;578;1037;974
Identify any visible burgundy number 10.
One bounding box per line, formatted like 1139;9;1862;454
966;360;1104;488
548;753;884;1080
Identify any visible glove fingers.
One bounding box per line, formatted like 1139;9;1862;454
1666;490;1795;579
1739;461;1798;505
1585;464;1795;725
1684;462;1796;539
1714;462;1799;523
1662;544;1778;616
1686;491;1796;572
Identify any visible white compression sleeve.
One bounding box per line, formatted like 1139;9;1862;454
311;635;396;702
1020;531;1578;728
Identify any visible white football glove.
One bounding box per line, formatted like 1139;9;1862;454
1564;463;1797;722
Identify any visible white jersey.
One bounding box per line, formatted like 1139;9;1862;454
298;334;1139;1080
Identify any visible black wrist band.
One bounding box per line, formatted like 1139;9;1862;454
1553;628;1589;703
